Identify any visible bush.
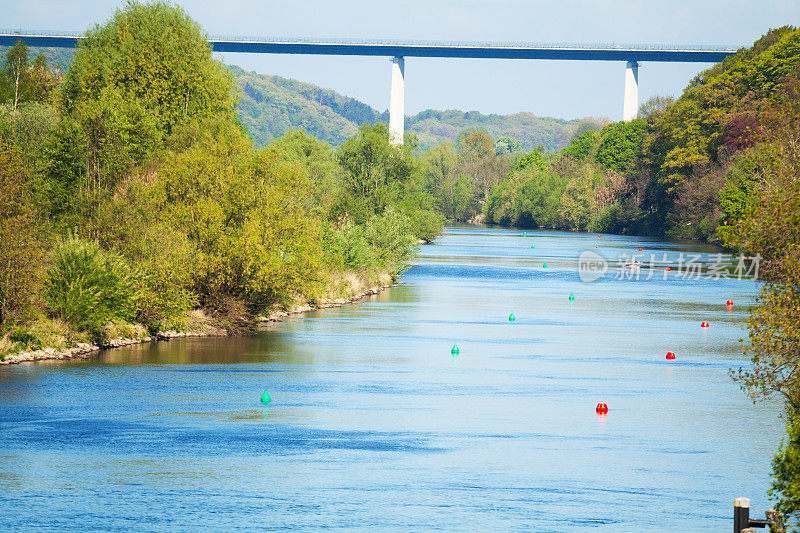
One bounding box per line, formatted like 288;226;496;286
588;203;623;234
364;207;417;273
45;235;141;333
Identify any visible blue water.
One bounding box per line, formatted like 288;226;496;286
0;227;783;531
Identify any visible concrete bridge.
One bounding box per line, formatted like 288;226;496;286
0;31;739;144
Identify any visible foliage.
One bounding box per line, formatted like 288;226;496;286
770;409;800;529
0;102;59;157
561;130;598;162
513;147;547;172
159;115;327;311
45;235;141;334
63;1;234;135
495;136;521;155
0;142;45;324
329;208;417;274
594;119;647;172
336;122;415;222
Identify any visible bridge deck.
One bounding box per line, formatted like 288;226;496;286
0;32;739;62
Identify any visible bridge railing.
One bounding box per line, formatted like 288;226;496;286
0;29;740;53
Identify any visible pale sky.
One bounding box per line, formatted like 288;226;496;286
4;0;799;120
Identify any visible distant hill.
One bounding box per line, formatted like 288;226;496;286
231;65;386;147
231;64;607;151
0;46;608;151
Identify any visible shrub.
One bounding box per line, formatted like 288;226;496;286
588;203;623;234
45;235;141;333
364;207;417;273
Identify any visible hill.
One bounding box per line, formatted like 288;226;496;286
231;64;605;150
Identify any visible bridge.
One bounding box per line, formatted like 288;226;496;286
0;31;740;144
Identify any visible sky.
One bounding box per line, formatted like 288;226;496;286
4;0;799;121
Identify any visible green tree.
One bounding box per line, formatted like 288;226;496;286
595;119;647;172
0;142;45;324
63;1;235;135
561;130;598;162
336;122;414;222
3;40;29;114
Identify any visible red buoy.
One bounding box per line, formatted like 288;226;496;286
597;235;602;238
596;402;608;414
666;266;672;272
666;351;676;360
726;299;734;307
701;321;710;328
638;247;643;252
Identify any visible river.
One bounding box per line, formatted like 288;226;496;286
0;226;784;531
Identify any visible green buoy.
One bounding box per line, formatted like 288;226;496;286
509;313;516;322
451;344;459;356
260;388;272;404
523;231;527;237
543;262;548;268
569;292;575;302
531;244;535;249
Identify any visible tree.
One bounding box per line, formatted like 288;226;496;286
561;130;598;162
595;119;648;172
513;147;547;173
638;95;675;122
0;142;45;324
63;1;235;135
457;130;506;201
3;40;29;115
337;122;414;222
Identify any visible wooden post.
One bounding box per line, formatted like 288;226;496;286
734;497;750;533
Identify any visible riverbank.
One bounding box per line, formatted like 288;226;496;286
0;276;400;366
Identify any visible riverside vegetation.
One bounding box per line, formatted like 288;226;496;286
0;2;443;360
2;3;800;526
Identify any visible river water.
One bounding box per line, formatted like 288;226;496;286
0;226;784;531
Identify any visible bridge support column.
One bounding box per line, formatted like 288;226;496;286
389;56;405;145
622;60;639;121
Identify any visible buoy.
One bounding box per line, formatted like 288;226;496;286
638;247;643;252
597;235;602;238
260;388;272;404
531;244;535;249
569;293;575;302
666;351;676;360
451;344;459;356
523;231;527;237
726;299;734;307
542;263;548;268
701;321;710;328
596;403;608;414
666;266;672;272
509;313;516;322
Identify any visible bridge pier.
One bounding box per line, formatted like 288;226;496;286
389;56;405;145
623;60;639;121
